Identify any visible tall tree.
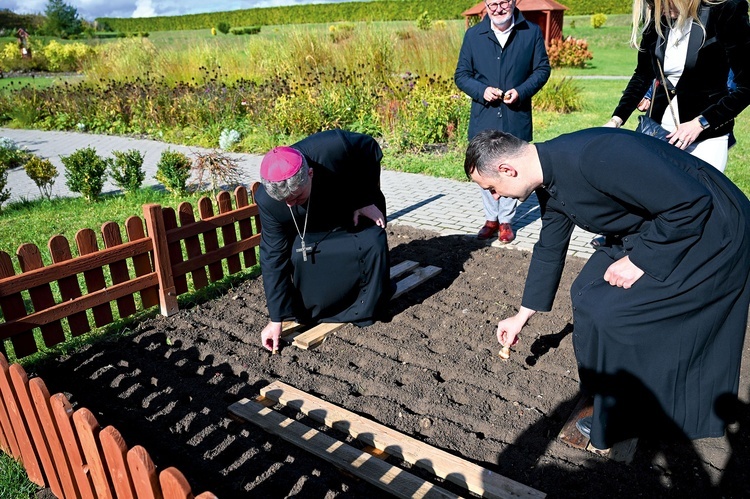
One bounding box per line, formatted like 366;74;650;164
43;0;81;38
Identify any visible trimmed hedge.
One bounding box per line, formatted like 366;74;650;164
229;26;261;35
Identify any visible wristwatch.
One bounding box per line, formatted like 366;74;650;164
697;115;710;130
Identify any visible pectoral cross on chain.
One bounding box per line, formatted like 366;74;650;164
296;239;313;262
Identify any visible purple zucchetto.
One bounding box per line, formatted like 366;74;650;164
260;146;303;182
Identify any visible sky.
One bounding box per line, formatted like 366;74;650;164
4;0;333;21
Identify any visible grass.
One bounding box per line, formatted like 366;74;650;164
0;453;38;498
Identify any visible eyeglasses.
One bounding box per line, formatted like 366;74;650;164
485;0;512;11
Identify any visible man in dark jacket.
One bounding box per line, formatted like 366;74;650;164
256;130;391;353
465;127;750;450
454;0;550;245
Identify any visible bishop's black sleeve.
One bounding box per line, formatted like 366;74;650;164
521;190;575;312
256;187;296;322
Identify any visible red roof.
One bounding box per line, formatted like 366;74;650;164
462;0;568;16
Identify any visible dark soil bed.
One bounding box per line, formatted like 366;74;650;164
31;224;750;498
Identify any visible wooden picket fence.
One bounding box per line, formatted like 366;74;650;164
0;351;216;498
0;185;261;361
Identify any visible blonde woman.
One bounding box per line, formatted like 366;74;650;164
605;0;750;172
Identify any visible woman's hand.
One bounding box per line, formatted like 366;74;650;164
667;117;704;150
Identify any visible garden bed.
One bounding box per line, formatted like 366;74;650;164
30;224;750;498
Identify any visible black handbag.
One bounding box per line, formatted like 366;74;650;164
635;61;677;143
636;114;671;141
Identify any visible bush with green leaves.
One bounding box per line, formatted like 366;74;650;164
61;147;109;202
416;11;432;31
24;154;58;200
217;21;231;34
590;13;607;29
155;149;192;195
229;26;261;35
328;22;356;43
109;149;145;194
0;137;30;170
0;166;10;211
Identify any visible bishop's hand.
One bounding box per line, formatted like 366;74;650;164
353;204;386;228
261;321;283;352
603;255;644;289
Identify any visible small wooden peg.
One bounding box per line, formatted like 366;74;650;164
272;348;279;355
498;345;510;360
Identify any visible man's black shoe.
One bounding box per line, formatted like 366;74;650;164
576;415;593;439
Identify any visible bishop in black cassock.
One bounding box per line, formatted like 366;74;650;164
255;130;391;353
465;127;750;449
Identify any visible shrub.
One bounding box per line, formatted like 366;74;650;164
434;20;447;30
109;149;145;194
211;27;217;36
192;150;242;194
533;76;584;113
0;138;30;170
416;11;432;31
61;147;109;202
0;166;10;211
155;149;192;195
217;22;230;34
547;37;594;68
590;13;607;29
219;129;241;151
229;26;261;35
41;40;96;72
23;154;58;200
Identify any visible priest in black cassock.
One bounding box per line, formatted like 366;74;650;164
256;129;391;353
465;127;750;449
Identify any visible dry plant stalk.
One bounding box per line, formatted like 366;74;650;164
192;149;242;194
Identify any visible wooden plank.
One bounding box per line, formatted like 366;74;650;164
171;235;260;278
178;202;209;291
50;394;96;499
143;204;179;317
558;395;592;450
125;216;160;309
0;274;159;339
0;355;20;458
291;323;345;350
73;408;114;499
228;398;462;499
198;197;224;283
163;207;188;296
127;445;162;499
0;238;153;298
218;191;242;275
29;378;79;499
392;266;442;300
235;186;258;268
389;260;419;280
9;364;60;495
164;203;259;244
102;222;137;319
159;467;193;499
100;426;136;499
48;235;91;337
261;381;545;499
76;228;114;327
0;354;44;485
17;243;66;347
0;251;37;359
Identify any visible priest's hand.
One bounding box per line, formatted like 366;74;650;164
354;204;386;228
497;306;536;349
261;321;283;352
603;256;644;289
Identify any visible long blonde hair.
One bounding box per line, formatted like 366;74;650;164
630;0;722;47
